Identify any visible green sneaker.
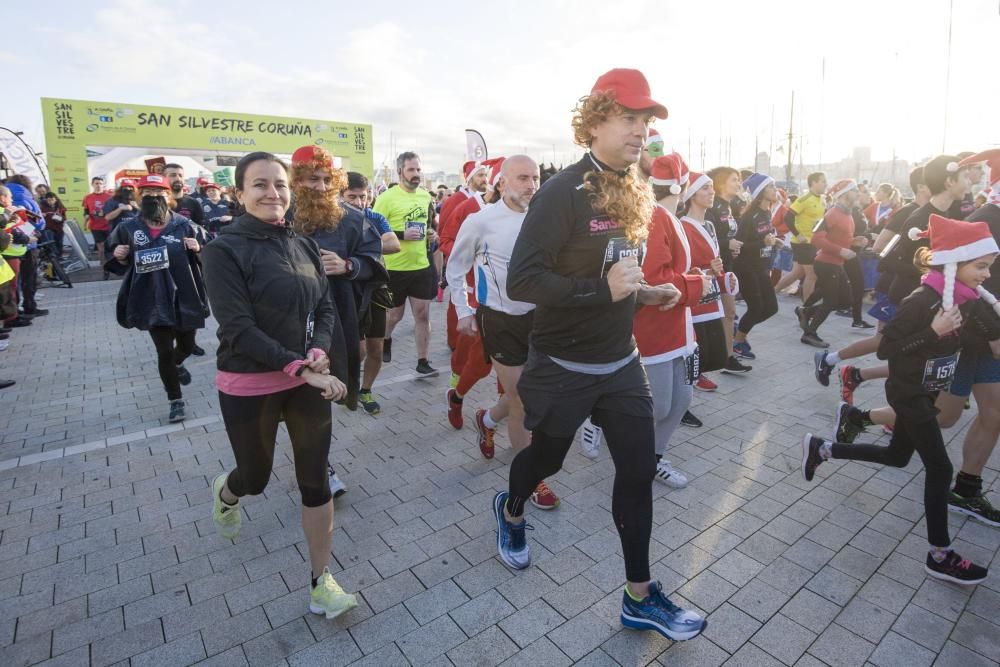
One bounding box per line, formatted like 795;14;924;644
359;390;380;415
212;473;241;540
948;491;1000;527
449;372;460;389
309;567;357;619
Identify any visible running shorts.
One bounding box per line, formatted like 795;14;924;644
388;267;436;306
948;349;1000;398
792;242;817;265
867;291;898;323
476;307;533;366
693;319;728;373
517;346;652;439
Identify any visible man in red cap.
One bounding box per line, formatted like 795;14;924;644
494;68;707;642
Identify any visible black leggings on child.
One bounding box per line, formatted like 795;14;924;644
149;327;195;400
832;417;953;547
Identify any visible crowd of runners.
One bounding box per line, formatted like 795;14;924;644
5;66;1000;643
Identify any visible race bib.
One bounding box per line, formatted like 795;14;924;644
405;221;426;239
922;353;959;392
685;346;701;385
699;276;721;304
134;246;169;273
759;246;773;259
601;237;644;278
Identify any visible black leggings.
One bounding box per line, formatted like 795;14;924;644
734;262;778;335
843;256;865;321
804;261;848;334
149;327;195;400
507;408;656;583
832;417;953;547
219;384;333;508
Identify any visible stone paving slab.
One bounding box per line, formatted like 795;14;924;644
0;281;998;666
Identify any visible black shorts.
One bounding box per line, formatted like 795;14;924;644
91;229;110;245
517;346;652;438
792;242;817;265
388;267;436;306
476;307;533;366
693;319;728;373
362;303;387;339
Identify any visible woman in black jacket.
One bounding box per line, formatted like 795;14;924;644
201;152;357;621
803;215;1000;585
732;173;781;359
105;174;208;423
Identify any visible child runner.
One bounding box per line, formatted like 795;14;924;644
803;214;1000;584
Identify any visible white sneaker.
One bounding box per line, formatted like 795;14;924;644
327;463;347;498
654;459;688;488
0;340;8;352
580;418;602;459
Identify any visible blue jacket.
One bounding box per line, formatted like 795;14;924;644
6;183;43;231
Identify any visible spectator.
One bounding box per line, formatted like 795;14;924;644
40;191;67;257
6;175;46;316
82;176;114;278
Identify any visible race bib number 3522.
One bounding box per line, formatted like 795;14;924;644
134;247;169;274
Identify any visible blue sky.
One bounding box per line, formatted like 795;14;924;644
3;0;998;175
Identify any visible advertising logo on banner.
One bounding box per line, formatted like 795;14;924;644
42;98;373;220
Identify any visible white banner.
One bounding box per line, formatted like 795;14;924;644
0;130;47;186
465;129;488;163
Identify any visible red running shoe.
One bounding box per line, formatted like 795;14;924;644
530;481;560;510
475;408;495;459
694;375;717;392
839;365;861;405
446;389;464;430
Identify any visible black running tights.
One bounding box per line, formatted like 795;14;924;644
735;263;778;335
832;417;953;547
507;409;656;582
219;384;333;508
804;261;847;334
843;256;865;322
149;327;195;400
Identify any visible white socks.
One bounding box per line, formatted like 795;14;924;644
825;352;841;366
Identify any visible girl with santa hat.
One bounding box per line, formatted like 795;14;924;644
802;214;1000;584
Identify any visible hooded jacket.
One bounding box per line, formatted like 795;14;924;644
201;214;335;374
105;213;209;331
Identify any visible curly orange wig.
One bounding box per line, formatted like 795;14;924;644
572;92;653;244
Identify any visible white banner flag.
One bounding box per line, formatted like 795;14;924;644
465;129;488;163
0;130;47;186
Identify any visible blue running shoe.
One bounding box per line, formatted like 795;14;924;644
621;581;707;641
733;341;756;360
493;491;531;570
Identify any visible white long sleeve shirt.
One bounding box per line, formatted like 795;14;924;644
447;199;535;319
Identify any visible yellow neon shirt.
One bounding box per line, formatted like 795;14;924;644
372;187;433;271
789;192;826;242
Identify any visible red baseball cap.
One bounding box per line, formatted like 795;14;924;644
119;178;137;188
591;69;668;119
137;174;171;190
203;182;221;191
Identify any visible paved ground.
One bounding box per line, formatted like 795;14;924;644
1;280;999;667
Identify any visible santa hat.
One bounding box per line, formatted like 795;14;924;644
463;160;487;183
650;153;689;195
682;172;712;204
827;178;858;202
645;129;665;157
959;149;1000;190
908;214;1000;310
483;157;506;189
291;145;334;171
742;172;774;200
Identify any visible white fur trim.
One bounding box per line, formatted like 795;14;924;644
650;176;680;187
683;174;711;204
931;237;1000;266
977;285;1000;317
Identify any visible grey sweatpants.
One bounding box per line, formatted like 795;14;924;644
644;356;692;456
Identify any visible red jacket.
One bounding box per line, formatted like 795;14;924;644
863;201;897;232
438;189;471;258
812;205;855;266
440;194;483;307
634;206;704;364
440;192;481;258
681;216;724;322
